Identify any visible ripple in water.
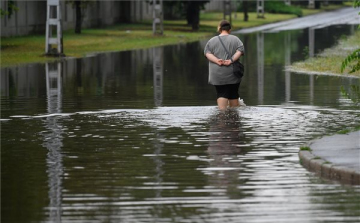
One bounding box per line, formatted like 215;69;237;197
3;105;360;222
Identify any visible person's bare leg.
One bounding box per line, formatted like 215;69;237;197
217;97;228;110
229;99;240;107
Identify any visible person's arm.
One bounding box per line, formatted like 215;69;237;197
232;50;242;61
206;53;223;66
223;50;242;66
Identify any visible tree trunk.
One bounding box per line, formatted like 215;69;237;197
75;0;82;34
243;1;249;22
187;2;200;31
191;4;200;31
186;2;192;25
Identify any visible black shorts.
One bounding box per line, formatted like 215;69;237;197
214;82;240;99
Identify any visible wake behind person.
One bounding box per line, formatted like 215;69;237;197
204;20;245;110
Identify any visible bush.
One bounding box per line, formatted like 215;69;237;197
265;1;303;17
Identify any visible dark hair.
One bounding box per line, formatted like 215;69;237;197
219;20;231;31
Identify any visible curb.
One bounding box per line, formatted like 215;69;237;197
299;150;360;185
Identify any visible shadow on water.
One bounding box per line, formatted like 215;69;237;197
1;24;360;222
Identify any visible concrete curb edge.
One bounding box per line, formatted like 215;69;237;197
298;150;360;185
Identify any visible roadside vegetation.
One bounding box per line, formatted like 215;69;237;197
287;31;360;77
0;3;349;68
0;12;296;67
300;146;312;151
337;125;360;134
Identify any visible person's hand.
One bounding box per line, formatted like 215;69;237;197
216;59;224;66
222;60;232;66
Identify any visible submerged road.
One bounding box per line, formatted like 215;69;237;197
235;7;360;34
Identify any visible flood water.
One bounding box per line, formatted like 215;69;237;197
1;25;360;222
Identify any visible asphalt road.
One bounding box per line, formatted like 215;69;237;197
235;7;360;34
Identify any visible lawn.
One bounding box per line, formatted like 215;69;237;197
0;4;348;68
287;31;360;77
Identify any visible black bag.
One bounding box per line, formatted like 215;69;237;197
218;36;244;78
233;60;244;78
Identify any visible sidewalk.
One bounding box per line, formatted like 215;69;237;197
299;131;360;185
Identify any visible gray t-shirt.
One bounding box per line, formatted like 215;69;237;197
204;35;245;85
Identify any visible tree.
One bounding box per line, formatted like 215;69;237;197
66;0;93;34
167;0;208;31
243;0;249;22
152;0;208;31
314;1;321;9
163;1;183;20
185;1;209;31
341;0;360;74
0;0;18;18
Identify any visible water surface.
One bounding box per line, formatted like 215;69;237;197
1;25;360;223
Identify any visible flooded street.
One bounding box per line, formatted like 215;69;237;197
1;24;360;222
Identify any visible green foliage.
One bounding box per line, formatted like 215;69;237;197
0;0;18;18
237;0;302;17
163;1;185;20
237;1;256;12
337;129;351;134
302;46;309;60
337;125;360;134
65;0;94;34
354;0;360;7
341;49;360;73
65;0;93;8
340;84;360;104
300;146;311;151
265;1;303;17
341;0;360;73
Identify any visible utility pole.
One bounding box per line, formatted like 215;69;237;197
153;0;163;35
45;0;64;56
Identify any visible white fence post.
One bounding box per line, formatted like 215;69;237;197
257;0;265;18
152;0;163;35
45;0;64;56
308;0;315;9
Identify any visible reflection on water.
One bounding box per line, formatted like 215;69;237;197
3;105;358;222
284;32;291;104
1;25;360;222
153;47;164;107
44;62;63;223
257;32;264;105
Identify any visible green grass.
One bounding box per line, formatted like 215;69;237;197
300;146;312;151
338;129;352;134
337;126;360;134
288;31;360;77
302;3;349;16
1;12;296;67
1;28;210;67
200;12;296;31
0;4;348;68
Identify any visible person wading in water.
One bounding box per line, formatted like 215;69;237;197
204;20;245;110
